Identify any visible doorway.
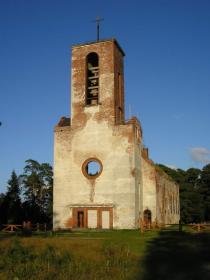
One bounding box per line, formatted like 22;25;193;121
77;211;84;228
143;209;152;226
102;210;110;229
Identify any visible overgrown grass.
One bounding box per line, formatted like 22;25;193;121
0;228;210;280
0;230;156;280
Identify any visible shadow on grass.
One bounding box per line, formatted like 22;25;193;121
139;230;210;280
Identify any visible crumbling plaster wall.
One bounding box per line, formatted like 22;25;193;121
141;159;180;224
53;38;180;230
53;111;141;229
142;158;157;222
53;39;143;230
156;171;180;224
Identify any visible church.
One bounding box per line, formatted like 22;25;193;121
53;38;180;230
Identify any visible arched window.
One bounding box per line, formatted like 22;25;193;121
86;52;99;105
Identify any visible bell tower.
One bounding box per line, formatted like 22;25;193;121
71;39;125;126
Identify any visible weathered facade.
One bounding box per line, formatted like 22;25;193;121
53;38;180;230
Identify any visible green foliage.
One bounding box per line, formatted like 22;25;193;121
157;164;210;223
199;164;210;221
0;193;7;225
0;160;53;226
0;171;22;224
20;159;53;224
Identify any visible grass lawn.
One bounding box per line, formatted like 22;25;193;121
0;228;210;280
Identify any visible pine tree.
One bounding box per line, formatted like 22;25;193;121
4;171;22;224
20;159;53;224
0;193;7;224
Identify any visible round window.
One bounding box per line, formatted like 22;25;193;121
82;158;103;179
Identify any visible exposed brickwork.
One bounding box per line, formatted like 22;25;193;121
71;40;124;127
57;117;71;127
156;170;180;224
53;38;180;230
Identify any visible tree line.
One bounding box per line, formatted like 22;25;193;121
0;159;53;227
157;163;210;223
0;159;210;227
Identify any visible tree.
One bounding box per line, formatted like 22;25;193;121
0;193;7;225
2;171;22;224
198;164;210;221
20;159;53;224
181;168;203;223
156;164;204;223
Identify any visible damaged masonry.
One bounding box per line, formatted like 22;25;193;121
53;38;180;230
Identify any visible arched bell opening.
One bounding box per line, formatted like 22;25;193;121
86;52;99;105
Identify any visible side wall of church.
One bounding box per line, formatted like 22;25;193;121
141;160;180;224
142;158;157;222
156;171;180;224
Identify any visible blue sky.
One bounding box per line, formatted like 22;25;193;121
0;0;210;192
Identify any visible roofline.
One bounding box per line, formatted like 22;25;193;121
71;38;125;56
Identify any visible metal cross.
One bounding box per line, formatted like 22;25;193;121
93;16;104;41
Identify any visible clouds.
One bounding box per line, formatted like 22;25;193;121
190;147;210;164
166;164;178;170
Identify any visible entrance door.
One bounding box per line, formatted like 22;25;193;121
87;210;97;228
102;211;110;229
77;211;84;228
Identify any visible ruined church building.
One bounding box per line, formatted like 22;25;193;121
53;38;180;230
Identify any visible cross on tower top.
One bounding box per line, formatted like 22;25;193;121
93;16;104;41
